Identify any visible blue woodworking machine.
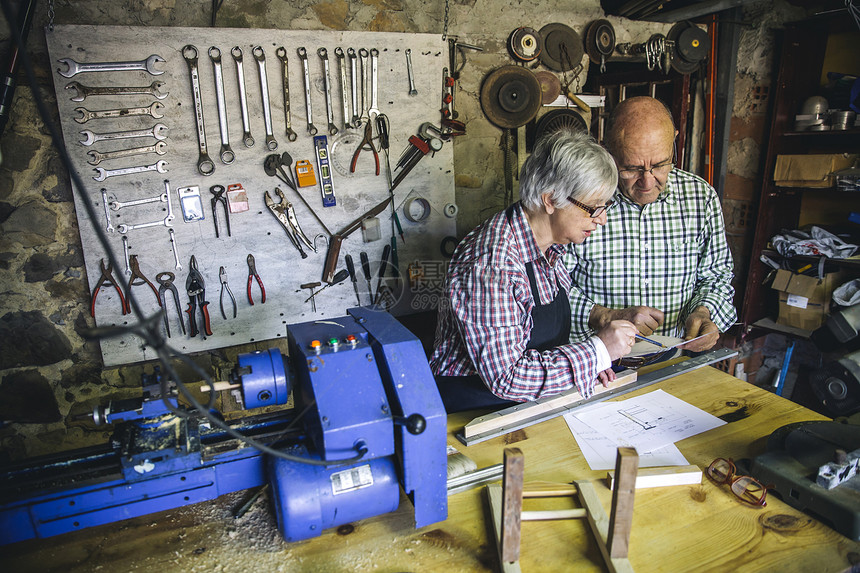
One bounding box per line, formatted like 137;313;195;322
0;308;447;545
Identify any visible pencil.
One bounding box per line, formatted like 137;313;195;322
635;334;669;348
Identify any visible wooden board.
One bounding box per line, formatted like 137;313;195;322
45;25;455;366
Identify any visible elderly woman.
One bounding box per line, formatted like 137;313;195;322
430;128;638;413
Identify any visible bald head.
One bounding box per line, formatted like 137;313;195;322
605;97;675;157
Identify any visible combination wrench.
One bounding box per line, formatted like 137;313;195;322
406;49;418;96
296;47;317;136
208;47;235;165
117;180;175;234
230;47;255;147
252;46;278;151
368;48;380;119
334;47;350;129
347;48;360;127
358;48;370;125
74;102;164;124
57;54;165;78
93;159;168;182
122;236;131;275
169;228;182;270
79;123;168;147
274;47;298;142
65;81;168;102
87;141;167;165
317;48;338;136
110;192;169;211
100;188;114;233
182;45;216;176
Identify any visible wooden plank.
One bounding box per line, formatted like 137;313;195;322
607;465;702;489
521;509;587;521
487;484;523;573
523;481;578;497
607;448;638;559
576;480;635;573
500;447;524;564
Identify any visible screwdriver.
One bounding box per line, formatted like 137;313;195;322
360;251;373;306
374;244;392;306
304;269;350;303
345;254;361;306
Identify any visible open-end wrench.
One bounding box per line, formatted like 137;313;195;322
93;159;168;182
169;228;182;270
74;102;164;124
87;141;167;165
79;123;168;147
334;48;350;129
100;188;114;233
274;47;298;143
122;236;131;276
110;192;168;211
406;49;418;96
230;47;254;148
317;48;338;136
368;48;380;119
57;55;165;78
182;45;216;176
65;81;168;102
358;48;370;124
252;46;278;151
296;47;317;136
347;48;360;127
208;47;235;165
118;180;175;233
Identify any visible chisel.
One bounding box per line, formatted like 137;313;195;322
345;254;361;306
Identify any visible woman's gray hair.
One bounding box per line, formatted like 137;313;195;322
519;128;617;212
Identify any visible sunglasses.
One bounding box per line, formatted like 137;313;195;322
706;458;769;507
567;197;615;218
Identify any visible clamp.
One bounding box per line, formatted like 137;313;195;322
185;255;213;338
264;188;315;259
350;120;379;176
123;255;162;314
219;266;237;319
156;271;186;338
210;184;231;238
90;258;127;317
246;253;266;305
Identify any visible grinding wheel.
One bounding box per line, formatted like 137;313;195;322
539;23;584;72
508;27;543;62
585;19;616;65
668;21;709;75
534;108;588;141
535;71;561;105
480;66;542;129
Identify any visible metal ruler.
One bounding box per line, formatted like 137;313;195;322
456;347;739;446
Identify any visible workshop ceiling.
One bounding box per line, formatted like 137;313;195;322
600;0;845;22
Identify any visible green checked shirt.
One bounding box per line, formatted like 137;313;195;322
564;168;736;342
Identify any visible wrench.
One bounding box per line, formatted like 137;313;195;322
169;228;182;270
406;49;418;96
122;236;131;276
87;141;167;165
110;192;169;211
358;48;370;124
57;55;165;78
117;180;175;233
317;48;338;136
74;102;164;124
252;46;278;151
274;47;298;143
65;81;168;102
208;47;235;165
230;47;255;148
368;48;380;119
79;123;168;147
93;159;168;182
348;48;360;127
334;47;351;129
182;45;216;176
296;47;317;136
101;188;114;232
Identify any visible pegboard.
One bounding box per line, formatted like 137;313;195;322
46;25;456;367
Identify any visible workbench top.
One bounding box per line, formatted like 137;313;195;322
4;366;858;572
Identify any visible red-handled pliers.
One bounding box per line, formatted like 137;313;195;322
247;253;266;305
91;258;128;317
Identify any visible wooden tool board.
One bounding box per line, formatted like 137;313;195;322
45;25;455;367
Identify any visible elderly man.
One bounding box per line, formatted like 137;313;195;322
565;96;736;351
430;129;638;413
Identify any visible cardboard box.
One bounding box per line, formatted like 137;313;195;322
774;154;857;188
771;269;844;330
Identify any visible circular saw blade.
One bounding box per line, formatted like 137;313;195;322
585;19;616;64
535;71;561;105
508;27;543;62
668;21;708;74
539;23;584;72
535;108;588;141
480;65;542;129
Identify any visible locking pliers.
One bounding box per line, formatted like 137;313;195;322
264;187;315;259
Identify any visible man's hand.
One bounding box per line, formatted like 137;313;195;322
590;305;664;336
596;319;639;362
597;367;616;388
683;306;720;352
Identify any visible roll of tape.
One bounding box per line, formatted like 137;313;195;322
443;203;458;218
404;197;431;222
440;235;458;258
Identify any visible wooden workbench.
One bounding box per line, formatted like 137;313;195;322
4;366;859;572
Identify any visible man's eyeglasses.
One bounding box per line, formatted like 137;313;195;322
617;143;677;180
567;197;614;218
706;458;769;507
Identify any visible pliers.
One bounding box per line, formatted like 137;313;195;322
350;120;380;176
219;266;237;319
246;253;266;305
211;184;231;238
264;188;314;259
157;271;186;338
123;255;161;314
90;258;127;317
185;255;212;338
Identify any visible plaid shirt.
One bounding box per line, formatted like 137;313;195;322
565;168;736;341
430;202;603;401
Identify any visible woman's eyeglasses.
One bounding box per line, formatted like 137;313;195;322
706;458;769;507
567;197;614;218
